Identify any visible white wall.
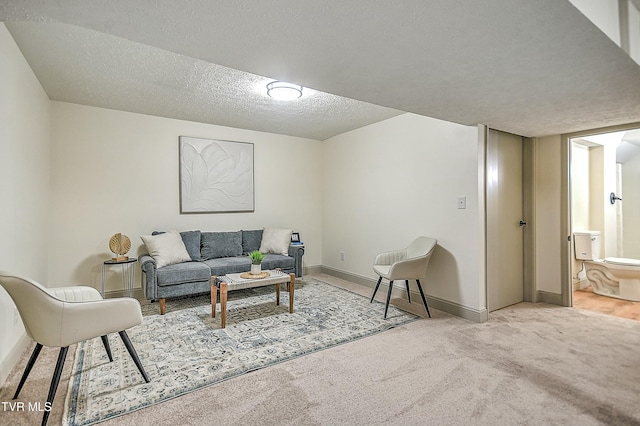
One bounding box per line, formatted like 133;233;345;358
49;102;323;292
571;142;591;285
602;141;620;255
569;0;621;44
622;152;640;257
629;0;640;64
583;139;619;256
0;24;51;385
322;113;482;312
570;0;640;66
534;135;563;294
571;143;591;232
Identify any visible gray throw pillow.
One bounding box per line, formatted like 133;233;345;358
242;229;263;255
201;231;242;260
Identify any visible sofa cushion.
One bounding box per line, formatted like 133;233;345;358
259;228;292;256
153;230;202;261
141;231;192;268
242;229;263;255
204;256;252;276
261;254;295;272
201;231;242;260
156;261;211;286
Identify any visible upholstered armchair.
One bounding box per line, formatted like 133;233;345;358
0;272;150;426
370;237;437;318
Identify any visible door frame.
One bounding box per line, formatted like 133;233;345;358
561;121;640;306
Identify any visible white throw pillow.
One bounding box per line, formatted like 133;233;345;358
259;228;292;256
141;230;192;268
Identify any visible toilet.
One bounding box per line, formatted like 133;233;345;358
574;231;640;301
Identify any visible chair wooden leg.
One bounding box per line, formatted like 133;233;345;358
13;343;43;399
416;279;431;318
118;331;150;383
288;273;295;313
384;280;394;319
42;346;68;426
405;280;411;303
371;276;383;303
101;335;113;362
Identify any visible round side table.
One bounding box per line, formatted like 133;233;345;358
102;257;137;297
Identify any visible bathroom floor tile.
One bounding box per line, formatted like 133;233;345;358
573;287;640;321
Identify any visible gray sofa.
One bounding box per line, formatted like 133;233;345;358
140;229;304;314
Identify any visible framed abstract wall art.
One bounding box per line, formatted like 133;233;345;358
179;136;255;213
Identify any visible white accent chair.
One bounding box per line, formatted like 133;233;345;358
370;237;437;318
0;272;150;426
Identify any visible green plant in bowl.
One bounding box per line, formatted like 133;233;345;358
249;250;264;265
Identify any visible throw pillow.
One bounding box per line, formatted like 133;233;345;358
242;229;263;255
141;230;192;268
152;230;202;261
259;228;292;256
179;230;202;261
201;231;243;260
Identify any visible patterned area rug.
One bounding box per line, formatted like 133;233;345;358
62;278;418;425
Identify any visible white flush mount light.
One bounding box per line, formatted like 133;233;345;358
266;81;303;100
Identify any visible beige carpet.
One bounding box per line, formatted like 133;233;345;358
2;273;640;425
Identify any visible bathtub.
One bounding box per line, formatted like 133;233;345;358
584;257;640;302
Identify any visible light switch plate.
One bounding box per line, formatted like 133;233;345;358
457;196;466;209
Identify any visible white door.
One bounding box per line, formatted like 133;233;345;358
487;129;524;311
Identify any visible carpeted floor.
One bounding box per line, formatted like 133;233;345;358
2;273;640;425
63;278;417;425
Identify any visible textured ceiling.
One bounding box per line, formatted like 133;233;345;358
2;0;640;139
4;22;401;141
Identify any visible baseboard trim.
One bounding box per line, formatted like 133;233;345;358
537;290;563;305
320;266;487;323
0;332;30;387
303;265;322;276
320;266;374;288
104;288;145;300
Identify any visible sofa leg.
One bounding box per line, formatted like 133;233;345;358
159;298;166;315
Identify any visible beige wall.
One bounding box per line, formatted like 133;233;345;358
0;25;51;384
322;113;483;313
49;102;323;293
534;135;563;294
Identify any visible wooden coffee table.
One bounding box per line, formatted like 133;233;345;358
211;270;295;328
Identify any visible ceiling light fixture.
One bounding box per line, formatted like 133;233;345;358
266;81;303;100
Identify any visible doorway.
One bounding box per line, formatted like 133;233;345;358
486;129;525;312
568;127;640;321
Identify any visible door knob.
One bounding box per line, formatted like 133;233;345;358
519;220;527;226
610;192;622;204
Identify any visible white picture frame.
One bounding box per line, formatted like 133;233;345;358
179;136;254;213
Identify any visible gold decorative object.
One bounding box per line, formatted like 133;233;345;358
240;271;270;280
109;233;131;261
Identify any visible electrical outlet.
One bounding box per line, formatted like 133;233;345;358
340;252;345;261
